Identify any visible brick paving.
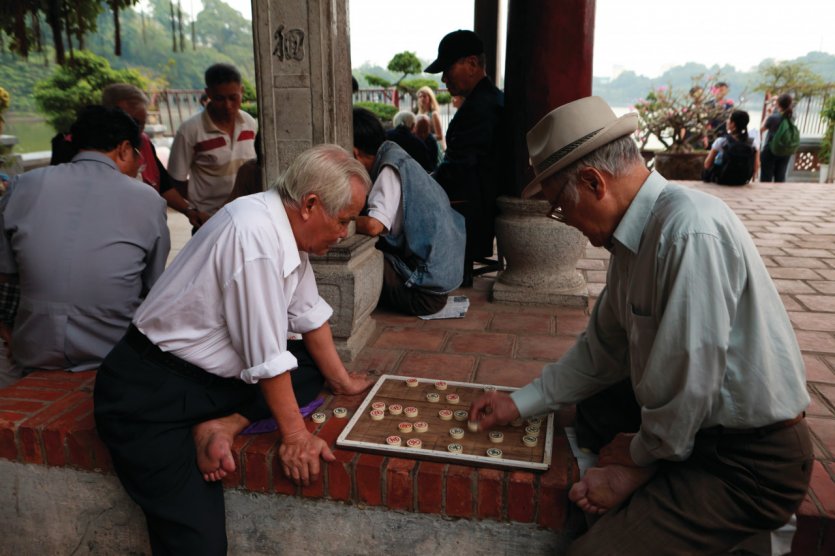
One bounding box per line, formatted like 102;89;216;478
1;179;834;553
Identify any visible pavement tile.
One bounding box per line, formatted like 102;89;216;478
780;295;804;311
488;313;553;334
795;331;835;355
396;352;476;382
474;358;544;387
804;354;835;384
373;328;446;351
768;267;824;280
773;280;817;294
516;335;577;361
772;256;831;269
807;416;835;458
814;384;835;416
809;281;835;295
348;348;403;374
421;309;492;331
807;389;831;418
789;312;835;332
445;332;515;357
796;295;835;313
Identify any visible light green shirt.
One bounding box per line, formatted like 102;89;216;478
511;171;809;466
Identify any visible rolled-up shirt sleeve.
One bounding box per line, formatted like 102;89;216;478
287;256;333;334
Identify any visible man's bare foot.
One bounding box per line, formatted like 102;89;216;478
569;464;657;515
192;414;249;482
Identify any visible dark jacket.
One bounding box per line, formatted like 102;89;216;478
385;125;435;173
432;77;509;259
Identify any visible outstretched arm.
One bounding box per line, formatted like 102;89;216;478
302;322;372;396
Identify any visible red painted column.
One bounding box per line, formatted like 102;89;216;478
504;0;596;194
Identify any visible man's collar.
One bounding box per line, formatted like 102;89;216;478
265;189;302;278
611;171;667;254
71;150;119;171
201;108;243;133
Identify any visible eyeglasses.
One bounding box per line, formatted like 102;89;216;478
545;181;571;223
132;147;145;163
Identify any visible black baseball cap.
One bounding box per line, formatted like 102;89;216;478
424;30;484;73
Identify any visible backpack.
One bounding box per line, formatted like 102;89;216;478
717;135;756;185
769;116;800;156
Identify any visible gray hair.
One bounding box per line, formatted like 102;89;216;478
101;83;149;112
548;135;643;206
272;144;371;215
393;110;416;129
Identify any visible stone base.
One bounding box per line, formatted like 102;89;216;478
491;277;589;307
310;233;383;361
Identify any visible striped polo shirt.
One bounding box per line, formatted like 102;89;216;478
168;109;258;213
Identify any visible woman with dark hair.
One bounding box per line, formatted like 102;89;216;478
760;93;794;182
703;109;758;185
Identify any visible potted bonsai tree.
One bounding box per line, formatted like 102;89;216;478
634;80;734;180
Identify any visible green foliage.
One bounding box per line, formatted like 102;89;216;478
436;92;452;105
242;78;257;102
365;74;392;88
819;96;835;163
240;101;257;119
753;60;831;102
387;51;422;86
0;87;9;123
33;50;147;132
354;101;397;123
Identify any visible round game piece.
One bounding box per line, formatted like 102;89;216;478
449;427;465;439
522;435;538;447
371;401;386;411
369;409;385;421
311;412;326;424
404;406;419;418
414;421;429;433
445;393;460;404
406;378;419;388
386;435;402;447
388;403;403;415
434;381;448;391
453;410;469;422
333;407;348;419
483;385;498;393
398;422;413;433
406;438;422;449
425;393;440;403
525;425;541;437
438;409;453;421
526;416;543;427
467;420;479;432
489;431;504;444
447;443;463;454
511;417;525;427
486;448;503;459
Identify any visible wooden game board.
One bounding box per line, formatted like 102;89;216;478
336;375;554;470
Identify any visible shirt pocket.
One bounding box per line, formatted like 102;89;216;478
627;303;657;374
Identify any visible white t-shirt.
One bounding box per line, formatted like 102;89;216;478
133;190;332;384
168;109;258;214
366;166;403;237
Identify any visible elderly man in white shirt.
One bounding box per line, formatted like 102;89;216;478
94;144;371;556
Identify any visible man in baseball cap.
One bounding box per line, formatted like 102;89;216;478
426;30;509;285
469;96;811;553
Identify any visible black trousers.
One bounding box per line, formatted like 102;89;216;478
378;257;447;316
760;147;791;182
93;327;323;555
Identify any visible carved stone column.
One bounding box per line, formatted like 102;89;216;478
252;1;383;360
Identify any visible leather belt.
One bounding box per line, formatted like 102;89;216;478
700;413;805;437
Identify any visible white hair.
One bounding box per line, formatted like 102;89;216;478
272;144;370;215
393;110;416;129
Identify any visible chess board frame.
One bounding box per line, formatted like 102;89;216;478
336;374;554;471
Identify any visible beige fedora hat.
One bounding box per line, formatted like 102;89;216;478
521;96;639;199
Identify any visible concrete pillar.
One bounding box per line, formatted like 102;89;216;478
474;0;500;84
252;1;383;360
492;0;595;307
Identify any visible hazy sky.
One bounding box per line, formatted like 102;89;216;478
195;0;835;78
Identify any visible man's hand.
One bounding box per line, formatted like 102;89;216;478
330;372;373;396
468;391;520;431
597;432;640;467
187;209;210;229
278;429;335;486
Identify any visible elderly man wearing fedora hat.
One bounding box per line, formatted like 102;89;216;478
425;29;509;286
469;96;812;554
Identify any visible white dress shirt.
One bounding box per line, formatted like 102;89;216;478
133;189;332;384
366;166;403;236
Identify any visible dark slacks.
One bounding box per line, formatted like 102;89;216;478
379;257;447;316
760;148;792;182
568;380;814;556
94;327;323;555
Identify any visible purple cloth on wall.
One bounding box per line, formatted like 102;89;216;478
241;396;326;435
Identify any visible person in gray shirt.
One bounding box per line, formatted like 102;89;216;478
469;97;812;555
0;106;170;376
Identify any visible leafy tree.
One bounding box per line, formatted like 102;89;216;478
195;0;252;49
365;74;392;88
33;50;146;132
819;96;835;163
354;101;397;123
387;51;421;87
753;60;831;103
